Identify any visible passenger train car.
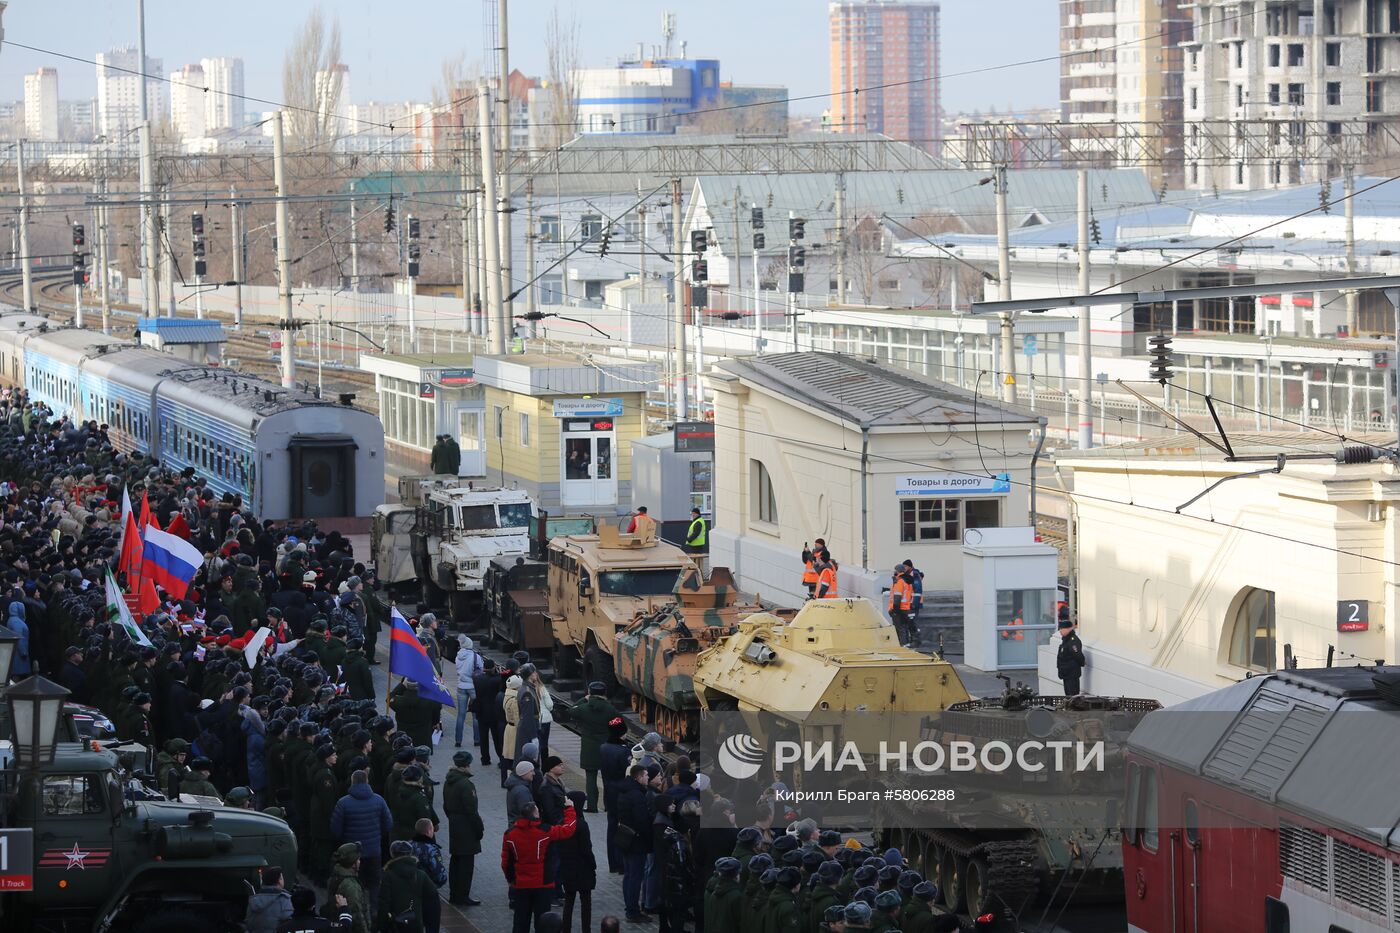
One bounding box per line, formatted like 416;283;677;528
0;309;384;520
1123;665;1400;933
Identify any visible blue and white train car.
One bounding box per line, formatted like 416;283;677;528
0;318;383;520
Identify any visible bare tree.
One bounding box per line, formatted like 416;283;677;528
543;6;581;149
282;6;344;148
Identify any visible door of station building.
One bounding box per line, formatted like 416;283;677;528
560;417;616;508
457;409;485;476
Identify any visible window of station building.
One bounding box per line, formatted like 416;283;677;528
1268;44;1281;67
1267;83;1281;105
751;460;777;525
1287;83;1305;105
579;214;603;243
899;497;999;543
1327;81;1342;106
518;412;530;448
1288;44;1304;67
538;215;560;243
1326;42;1341;67
1228;587;1276;672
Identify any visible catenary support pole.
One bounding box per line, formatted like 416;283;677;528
16;139;32;312
479;89;506;356
497;0;513;328
1077;169;1093;448
834;172;846;305
98;175;110;333
162;196;175;316
525;178;536;318
995;164;1015;403
272;111;296;388
231;186;243;330
137;0;156;317
460;130;475;335
672;178;688;419
1345;172;1358;336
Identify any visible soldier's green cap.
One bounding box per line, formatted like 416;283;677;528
453;750;474;767
335;842;362;866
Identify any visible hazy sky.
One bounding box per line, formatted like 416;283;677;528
0;1;1059;117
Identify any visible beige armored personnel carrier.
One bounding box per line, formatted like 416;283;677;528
546;525;698;690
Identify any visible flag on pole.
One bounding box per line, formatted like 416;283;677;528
117;488;143;582
141;525;202;596
138;490;156;530
164;512;191;540
137;577;161;617
388;607;455;707
106;570;152;647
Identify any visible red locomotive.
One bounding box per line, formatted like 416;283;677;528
1122;665;1400;933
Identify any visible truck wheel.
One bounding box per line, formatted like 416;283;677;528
130;907;212;933
449;591;476;630
584;644;617;695
553;641;580;680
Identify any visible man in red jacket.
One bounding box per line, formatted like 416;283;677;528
502;799;576;933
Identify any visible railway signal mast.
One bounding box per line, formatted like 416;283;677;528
786;214;805;350
191;212;206;319
71;223;85;328
406;214;420;351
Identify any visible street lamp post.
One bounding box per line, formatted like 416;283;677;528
6;675;71;770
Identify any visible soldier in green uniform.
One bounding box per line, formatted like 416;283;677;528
843;901;874;931
368;718;397;793
322;625;349;677
870;889;902;933
843;864;878;902
442;750;484;906
766;867;803;933
263;720;291;806
902;881;939;933
807;861;845;931
896;871;922;928
286;722;319;866
390;680;440;748
707;857;745;933
153;738;190;798
384;747;414;803
308;743;341;884
180;756;222;800
733;826;766;886
743;863;777;933
390;764;439;841
343;638;375;701
327;843;372;933
570;680;619;812
361;580;387;664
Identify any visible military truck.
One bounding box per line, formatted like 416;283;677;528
545;526;698;693
1;741;297;933
412;486;536;623
371;474;469;588
483;556;550;657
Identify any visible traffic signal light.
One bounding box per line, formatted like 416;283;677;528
1147;334;1174;385
789;218;805;241
384;203;395;234
692;259;708;283
192;240;206;258
408;243;421;261
788;246;805;268
194;260;207;277
408;216;420;240
753;233;766;250
690;229;708;254
72;251;85;269
751;208;764;229
72;224;85;247
692;285;708;308
787;272;804;293
407;261;420;278
191;213;204;237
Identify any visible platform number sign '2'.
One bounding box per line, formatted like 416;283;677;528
1337;600;1369;633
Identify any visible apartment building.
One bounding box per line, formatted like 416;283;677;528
829;1;941;150
23;68;57;140
169;64;206;140
1059;0;1189;190
1182;0;1400;190
95;47;166;138
200;57;245;132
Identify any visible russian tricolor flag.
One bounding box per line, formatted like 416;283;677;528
141;525;202;597
388;607;456;707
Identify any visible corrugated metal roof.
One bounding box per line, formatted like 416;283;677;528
713;351;1037;427
696;168;1157;253
1129;667;1400;847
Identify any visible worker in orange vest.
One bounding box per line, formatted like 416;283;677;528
815;559;839;599
887;565;916;647
1000;610;1025;641
801;543;820;599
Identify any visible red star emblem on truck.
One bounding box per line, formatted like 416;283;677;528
38;843;112;870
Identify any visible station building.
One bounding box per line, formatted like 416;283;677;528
1047;433;1400;705
472;354;659;517
706;352;1040;608
358;353;484;475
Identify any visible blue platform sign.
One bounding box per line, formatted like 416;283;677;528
553;397;624;418
1023;335;1038;357
895;473;1012;497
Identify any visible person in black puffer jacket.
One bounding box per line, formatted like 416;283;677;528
557;790;596;933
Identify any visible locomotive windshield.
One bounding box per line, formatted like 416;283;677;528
598;568;683;597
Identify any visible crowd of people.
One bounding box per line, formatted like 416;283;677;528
1;383;1001;933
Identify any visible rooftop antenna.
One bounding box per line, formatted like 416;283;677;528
662;11;676;58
